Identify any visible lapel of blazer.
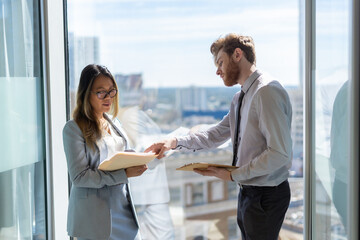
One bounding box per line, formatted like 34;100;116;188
103;114;140;227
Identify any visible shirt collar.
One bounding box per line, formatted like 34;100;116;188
241;70;262;94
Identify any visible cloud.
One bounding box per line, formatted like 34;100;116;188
69;5;299;42
68;0;300;87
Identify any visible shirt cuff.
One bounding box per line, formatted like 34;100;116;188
230;172;234;181
174;136;188;150
230;168;243;183
172;137;178;150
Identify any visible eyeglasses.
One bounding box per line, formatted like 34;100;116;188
92;89;118;99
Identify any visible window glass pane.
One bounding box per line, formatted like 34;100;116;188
66;0;303;239
0;0;46;239
314;0;350;239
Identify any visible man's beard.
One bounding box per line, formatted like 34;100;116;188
223;59;240;87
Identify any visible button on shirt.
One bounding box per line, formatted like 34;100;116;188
175;70;293;186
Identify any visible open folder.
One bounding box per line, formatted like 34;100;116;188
98;152;158;171
176;162;238;171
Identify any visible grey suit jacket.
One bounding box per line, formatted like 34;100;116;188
63;114;139;239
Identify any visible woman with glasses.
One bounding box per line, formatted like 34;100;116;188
63;64;147;240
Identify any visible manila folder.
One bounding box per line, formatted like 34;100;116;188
98;152;157;171
176;162;238;171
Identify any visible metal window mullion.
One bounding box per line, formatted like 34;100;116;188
39;0;54;239
304;0;316;239
349;0;360;239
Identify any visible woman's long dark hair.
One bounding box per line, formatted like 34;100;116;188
72;64;119;149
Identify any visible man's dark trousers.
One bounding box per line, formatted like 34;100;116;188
237;180;290;240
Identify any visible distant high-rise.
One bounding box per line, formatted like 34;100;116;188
286;86;303;160
68;32;100;91
176;86;207;111
115;73;143;107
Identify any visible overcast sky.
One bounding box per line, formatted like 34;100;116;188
68;0;301;88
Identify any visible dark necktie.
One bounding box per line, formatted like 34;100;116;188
232;90;245;166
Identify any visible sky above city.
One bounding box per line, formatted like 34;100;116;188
68;0;301;88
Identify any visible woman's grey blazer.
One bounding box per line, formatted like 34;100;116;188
62;115;139;239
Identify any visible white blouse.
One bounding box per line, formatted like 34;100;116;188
102;123;126;158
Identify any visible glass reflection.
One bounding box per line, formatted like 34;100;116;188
330;81;349;234
314;0;350;239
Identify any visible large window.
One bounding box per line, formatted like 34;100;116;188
0;0;47;239
66;0;303;239
311;0;351;239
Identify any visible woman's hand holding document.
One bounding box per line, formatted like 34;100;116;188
98;152;158;171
